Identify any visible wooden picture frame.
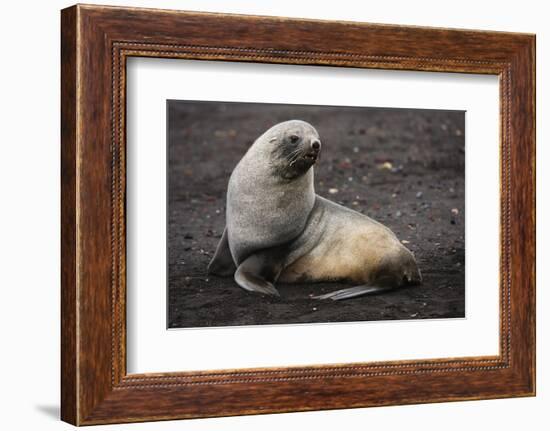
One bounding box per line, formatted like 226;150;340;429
61;4;535;425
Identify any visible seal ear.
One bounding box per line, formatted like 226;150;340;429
207;227;236;277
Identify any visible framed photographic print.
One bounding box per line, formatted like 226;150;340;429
61;4;535;425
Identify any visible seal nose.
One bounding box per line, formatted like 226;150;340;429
311;139;321;152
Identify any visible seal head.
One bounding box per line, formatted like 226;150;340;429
266;120;322;180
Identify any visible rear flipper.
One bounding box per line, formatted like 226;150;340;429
313;285;395;301
234;247;287;298
207;227;236;277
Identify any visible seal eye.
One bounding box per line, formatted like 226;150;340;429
290;134;300;144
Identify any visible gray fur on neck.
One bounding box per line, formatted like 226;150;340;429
226;120;319;264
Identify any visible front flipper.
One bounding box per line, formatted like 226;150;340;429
234;248;287;298
207;227;236;277
313;285;394;301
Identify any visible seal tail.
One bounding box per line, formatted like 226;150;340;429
313;285;395;301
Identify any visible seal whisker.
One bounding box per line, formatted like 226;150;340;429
288;150;304;167
286;148;303;160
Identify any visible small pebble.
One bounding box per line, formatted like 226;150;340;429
401;240;410;244
328;188;339;194
416;191;423;198
451;208;459;215
338;160;352;169
378;161;393;170
395;210;402;217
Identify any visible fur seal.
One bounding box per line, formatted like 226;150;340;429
208;120;421;300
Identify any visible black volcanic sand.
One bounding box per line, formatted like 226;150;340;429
167;101;465;328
